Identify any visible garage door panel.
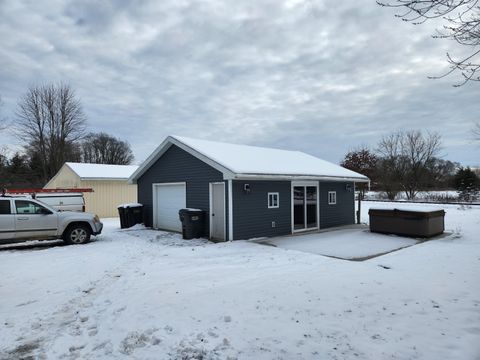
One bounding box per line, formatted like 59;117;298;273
154;183;186;232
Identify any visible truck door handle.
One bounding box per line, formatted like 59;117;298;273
17;217;29;220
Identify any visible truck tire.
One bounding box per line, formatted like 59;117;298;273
63;224;91;245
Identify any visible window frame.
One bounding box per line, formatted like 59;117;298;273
328;191;337;205
0;199;12;215
267;192;280;209
14;200;50;215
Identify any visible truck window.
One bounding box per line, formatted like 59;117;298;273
15;200;48;214
0;200;11;215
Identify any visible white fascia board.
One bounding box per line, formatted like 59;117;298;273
128;136;236;184
232;174;369;183
80;177;130;181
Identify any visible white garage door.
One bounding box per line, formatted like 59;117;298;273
154;183;186;232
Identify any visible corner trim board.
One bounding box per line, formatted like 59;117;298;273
228;179;233;241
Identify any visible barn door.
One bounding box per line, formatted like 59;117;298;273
209;182;226;241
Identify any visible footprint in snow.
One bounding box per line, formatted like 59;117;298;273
119;329;161;355
164;325;174;334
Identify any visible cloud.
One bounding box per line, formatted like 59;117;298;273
0;0;478;165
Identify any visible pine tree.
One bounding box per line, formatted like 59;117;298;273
454;167;480;202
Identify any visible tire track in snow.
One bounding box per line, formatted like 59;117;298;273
0;230;151;360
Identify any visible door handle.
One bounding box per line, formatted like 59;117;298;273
17;217;29;220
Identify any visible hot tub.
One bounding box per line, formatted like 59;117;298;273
369;208;445;238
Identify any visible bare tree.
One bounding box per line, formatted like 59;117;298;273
377;130;442;199
15;84;86;183
474;122;480;141
81;132;134;165
376;132;407;199
378;0;480;86
0;96;7;131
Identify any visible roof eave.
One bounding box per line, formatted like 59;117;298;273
230;173;370;182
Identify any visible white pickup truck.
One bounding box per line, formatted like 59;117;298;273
0;196;103;245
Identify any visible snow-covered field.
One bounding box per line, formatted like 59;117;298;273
0;202;479;359
365;190;460;200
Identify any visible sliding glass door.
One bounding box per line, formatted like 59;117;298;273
293;183;318;232
293;186;305;230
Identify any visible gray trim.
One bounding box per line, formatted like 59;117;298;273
0;228;57;233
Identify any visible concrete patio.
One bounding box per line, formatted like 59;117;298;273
256;225;419;260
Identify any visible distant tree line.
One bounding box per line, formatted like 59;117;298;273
341;130;479;201
0;84;134;189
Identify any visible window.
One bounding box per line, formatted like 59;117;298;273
328;191;337;205
0;200;11;215
268;192;279;208
15;200;49;215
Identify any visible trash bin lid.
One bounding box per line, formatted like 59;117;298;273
118;203;143;209
179;208;204;214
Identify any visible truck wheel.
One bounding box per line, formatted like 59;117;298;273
63;224;91;245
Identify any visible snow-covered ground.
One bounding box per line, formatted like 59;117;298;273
0;202;479;359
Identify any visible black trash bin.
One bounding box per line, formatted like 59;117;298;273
178;209;205;239
118;203;144;229
118;206;127;229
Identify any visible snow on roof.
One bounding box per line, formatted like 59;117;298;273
171;136;367;180
130;135;367;182
66;162;139;180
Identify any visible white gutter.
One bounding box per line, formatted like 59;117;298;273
80;178;131;181
229;174;369;183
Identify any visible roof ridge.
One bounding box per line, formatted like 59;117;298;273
171;135;309;155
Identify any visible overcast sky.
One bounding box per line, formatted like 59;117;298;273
1;0;478;166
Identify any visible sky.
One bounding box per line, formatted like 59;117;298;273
0;0;479;166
